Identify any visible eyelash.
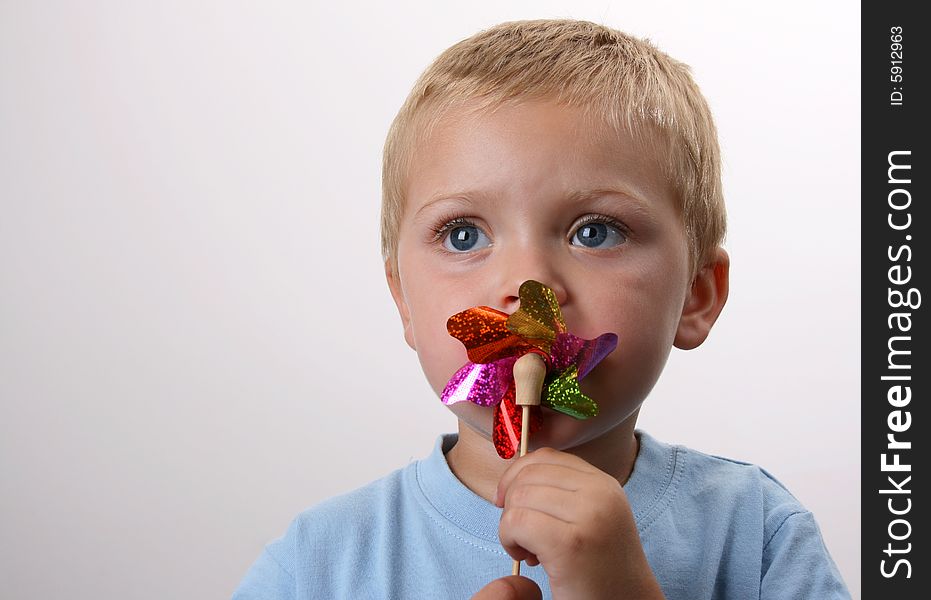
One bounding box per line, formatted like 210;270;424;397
429;216;479;242
428;213;630;245
574;214;631;238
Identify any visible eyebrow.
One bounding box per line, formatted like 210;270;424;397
414;187;656;220
567;188;653;212
413;193;482;221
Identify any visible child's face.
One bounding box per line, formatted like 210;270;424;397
387;99;699;451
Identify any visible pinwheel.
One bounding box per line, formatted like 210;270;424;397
441;280;618;460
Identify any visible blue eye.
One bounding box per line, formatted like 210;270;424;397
571;219;627;249
440;221;491;253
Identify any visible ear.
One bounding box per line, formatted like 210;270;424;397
385;259;416;350
674;247;730;350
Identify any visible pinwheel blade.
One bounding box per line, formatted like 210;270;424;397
441;357;516;407
575;332;618;379
550;331;618;379
448;306;538;364
506;280;566;350
541;365;599;419
492;382;542;459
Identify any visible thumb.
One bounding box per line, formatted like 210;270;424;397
471;575;542;600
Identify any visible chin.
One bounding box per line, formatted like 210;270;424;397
449;402;633;453
528;409;606;451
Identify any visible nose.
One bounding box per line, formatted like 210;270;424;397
495;246;569;314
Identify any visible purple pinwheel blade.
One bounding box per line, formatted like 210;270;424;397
550;331;618;379
575;332;618;379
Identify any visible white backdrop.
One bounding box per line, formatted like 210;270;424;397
0;1;860;598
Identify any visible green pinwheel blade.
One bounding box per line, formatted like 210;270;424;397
541;365;599;419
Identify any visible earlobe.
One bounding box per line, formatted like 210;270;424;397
674;247;730;350
384;259;417;350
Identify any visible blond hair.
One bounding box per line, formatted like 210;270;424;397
381;19;726;279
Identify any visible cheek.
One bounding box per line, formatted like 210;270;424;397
409;300;472;397
620;252;689;341
591;270;686;346
396;252;468;395
418;344;463;397
576;267;686;397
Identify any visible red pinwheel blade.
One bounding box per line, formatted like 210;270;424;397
448;306;539;364
492;382;543;459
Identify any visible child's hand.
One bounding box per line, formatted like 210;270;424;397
494;447;665;600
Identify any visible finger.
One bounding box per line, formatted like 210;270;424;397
523;446;604;474
499;506;575;564
498;448;602;494
470;575;542;600
514;447;598;473
504;483;581;523
496;463;583;506
496;460;597;507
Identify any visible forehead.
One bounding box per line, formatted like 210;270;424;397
405;99;672;212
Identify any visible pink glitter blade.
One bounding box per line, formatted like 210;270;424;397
441;357;516;407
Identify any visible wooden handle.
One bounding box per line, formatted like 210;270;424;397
511;353;547;577
513;353;546;406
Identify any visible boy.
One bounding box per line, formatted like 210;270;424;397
234;19;849;599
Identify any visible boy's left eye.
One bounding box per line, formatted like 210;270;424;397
570;217;628;249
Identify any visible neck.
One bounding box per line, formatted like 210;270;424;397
444;415;641;503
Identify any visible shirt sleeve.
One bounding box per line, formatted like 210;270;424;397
760;511;851;600
231;547;296;600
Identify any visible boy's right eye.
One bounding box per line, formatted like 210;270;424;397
433;218;492;253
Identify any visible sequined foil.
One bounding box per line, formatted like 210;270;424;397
447;306;541;364
442;357;516;407
550;331;619;379
542;365;599;419
493;383;543;459
506;280;566;351
442;280;618;459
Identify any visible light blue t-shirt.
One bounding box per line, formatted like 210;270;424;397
233;431;850;599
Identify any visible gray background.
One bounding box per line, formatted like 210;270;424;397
0;1;860;598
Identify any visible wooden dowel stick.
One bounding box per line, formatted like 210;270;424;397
519;405;532;459
510;405;535;575
509;353;547;576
